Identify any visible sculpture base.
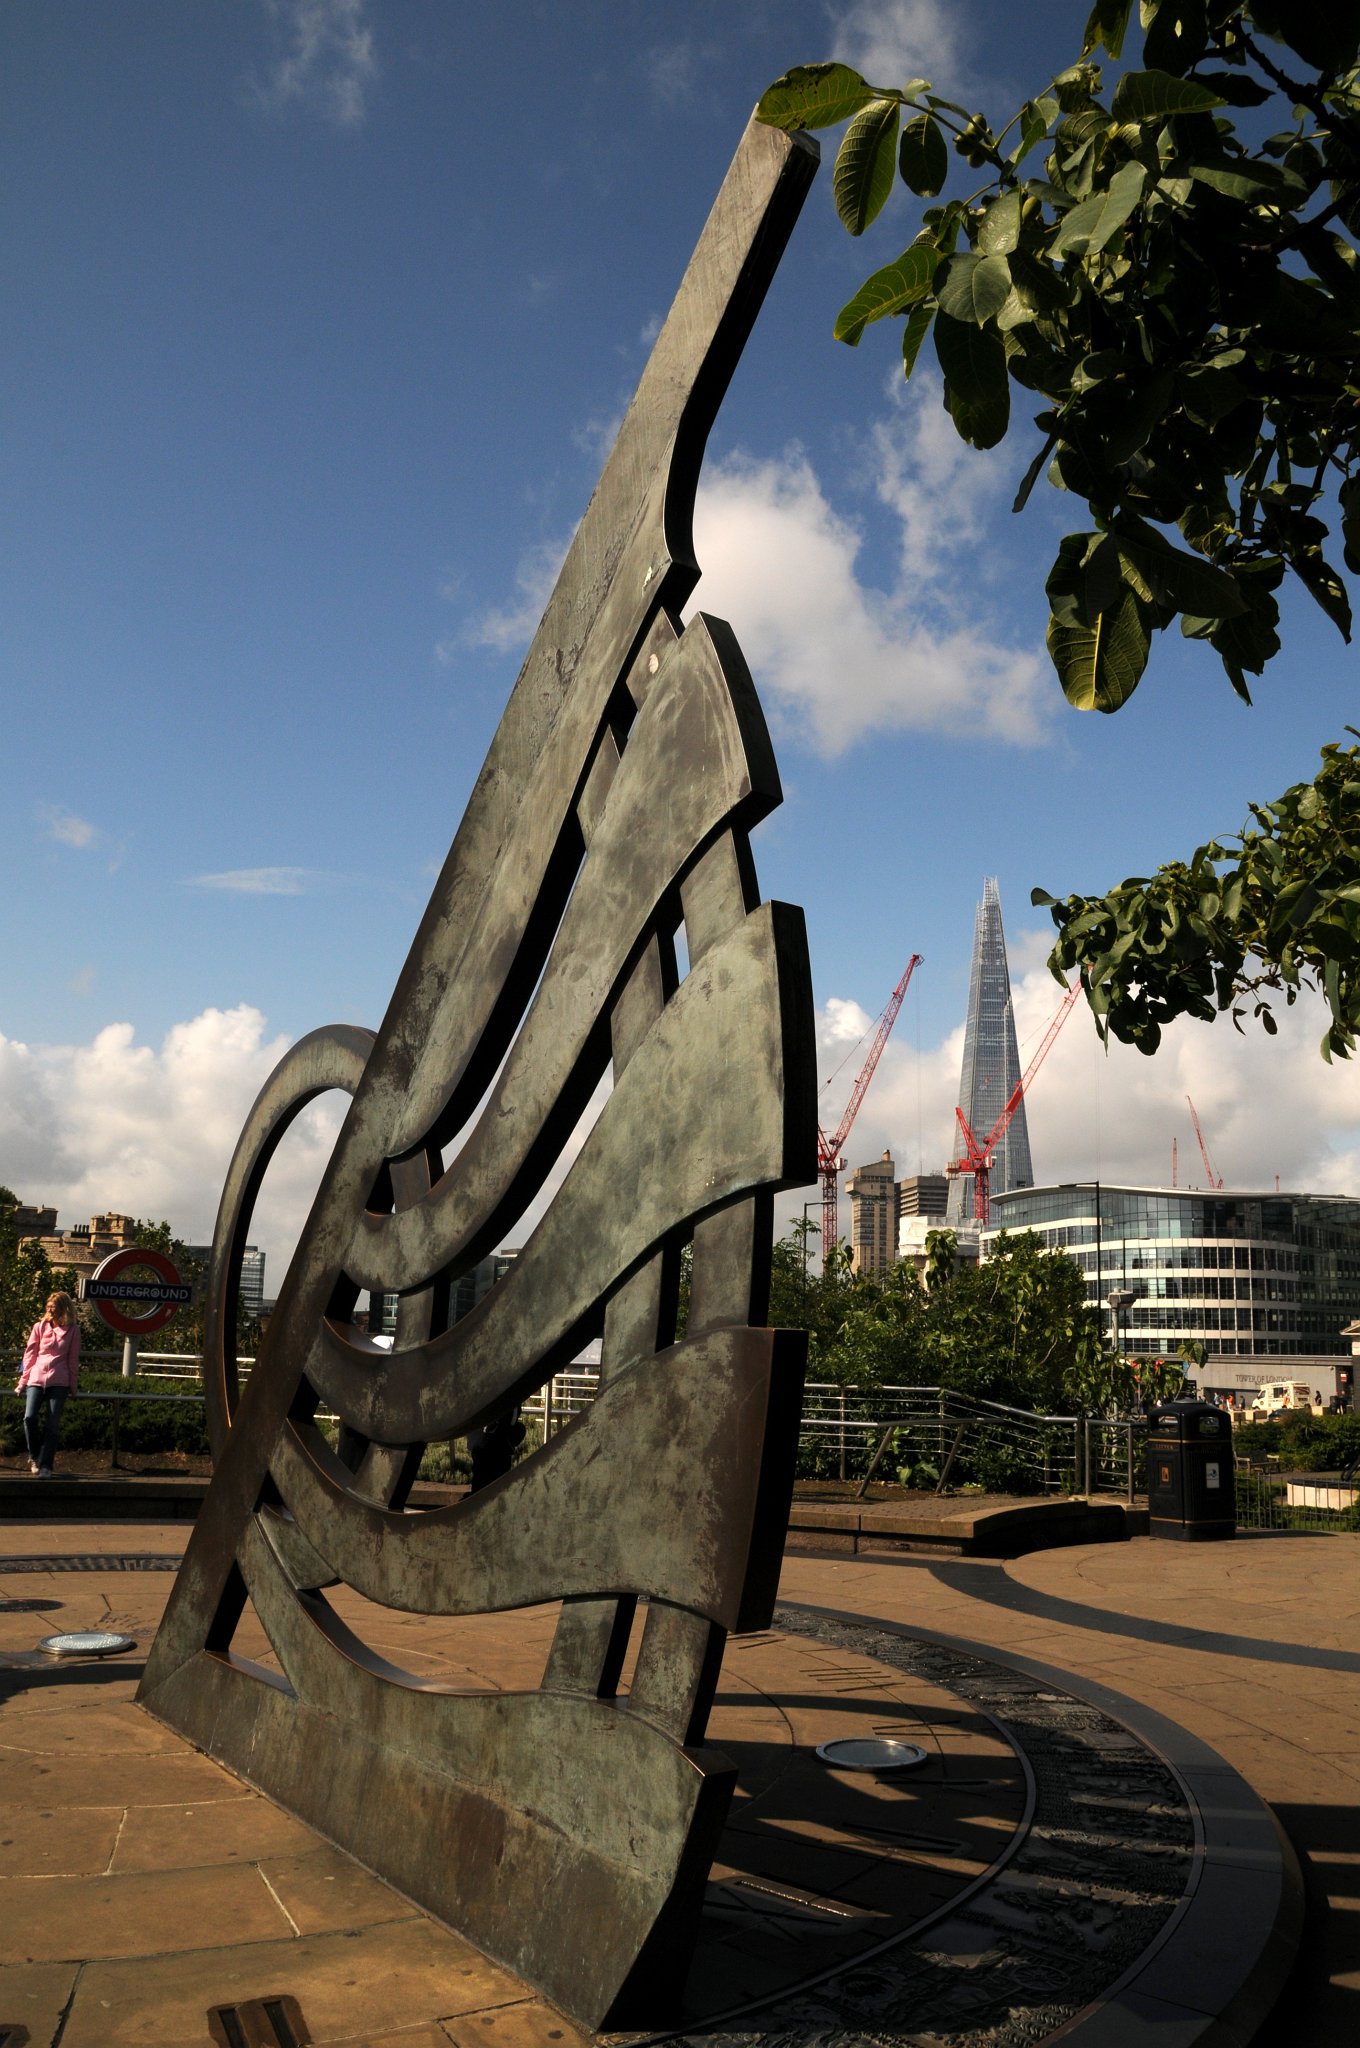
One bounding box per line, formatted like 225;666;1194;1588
144;1648;734;2030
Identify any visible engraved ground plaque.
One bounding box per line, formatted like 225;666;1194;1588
139;118;819;2030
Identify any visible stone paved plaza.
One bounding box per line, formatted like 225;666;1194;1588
0;1514;1354;2046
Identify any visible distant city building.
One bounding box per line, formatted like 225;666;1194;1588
898;1211;979;1282
898;1173;948;1220
370;1250;520;1338
947;878;1033;1223
13;1205;262;1323
13;1207;141;1287
985;1182;1360;1398
846;1152;899;1275
181;1243;266;1320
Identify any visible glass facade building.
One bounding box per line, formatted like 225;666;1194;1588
986;1183;1360;1391
947;877;1033;1222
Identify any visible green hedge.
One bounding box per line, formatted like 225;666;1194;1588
2;1372;211;1457
1235;1410;1360;1473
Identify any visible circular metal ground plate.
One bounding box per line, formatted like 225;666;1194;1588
37;1630;137;1658
815;1735;928;1771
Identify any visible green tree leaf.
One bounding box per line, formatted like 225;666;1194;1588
833;239;937;343
1047;584;1152;710
1252;0;1360;76
1142;0;1208;73
1340;479;1360;575
1010;94;1060;165
1189;157;1304;202
1082;0;1132;58
899;111;948;195
979;190;1024;254
935;250;1012;323
757;63;877;132
833;99;902;234
902;301;934;378
1290;547;1354;639
1109;68;1225;122
933;312;1010;446
1051;159;1147;256
1114;525;1248;617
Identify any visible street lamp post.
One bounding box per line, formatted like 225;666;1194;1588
1107;1288;1137;1360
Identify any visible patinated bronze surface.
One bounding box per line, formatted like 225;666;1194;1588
138;117;818;2031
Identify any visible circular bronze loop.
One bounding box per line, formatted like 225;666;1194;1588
202;1025;373;1459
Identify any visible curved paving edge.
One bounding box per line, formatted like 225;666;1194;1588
789;1602;1305;2048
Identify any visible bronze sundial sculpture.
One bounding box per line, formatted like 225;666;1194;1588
139;117;819;2030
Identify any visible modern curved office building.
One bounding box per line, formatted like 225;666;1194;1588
984;1182;1360;1398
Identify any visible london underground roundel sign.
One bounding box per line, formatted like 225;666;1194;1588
85;1247;191;1338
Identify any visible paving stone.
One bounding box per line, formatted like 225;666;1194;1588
360;2027;471;2048
257;1843;422;1936
2;1861;295;1964
438;2001;590;2047
0;1700;187;1757
59;1919;528;2047
111;1796;323;1875
0;1959;79;2042
0;1748;246;1812
0;1802;123;1879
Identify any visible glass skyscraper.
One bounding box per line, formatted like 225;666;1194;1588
947;877;1034;1222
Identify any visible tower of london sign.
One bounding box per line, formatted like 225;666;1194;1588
138;117;819;2031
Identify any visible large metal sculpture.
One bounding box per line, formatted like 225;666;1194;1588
138;117;818;2031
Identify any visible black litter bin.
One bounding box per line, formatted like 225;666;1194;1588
1147;1400;1236;1541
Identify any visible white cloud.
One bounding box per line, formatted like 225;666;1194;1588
646;43;702;107
686;381;1049;756
571;407;626;466
255;0;376;128
830;0;966;91
187;867;319;895
468;535;571;656
0;1008;346;1283
42;808;98;851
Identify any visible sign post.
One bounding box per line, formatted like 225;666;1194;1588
83;1247;191;1377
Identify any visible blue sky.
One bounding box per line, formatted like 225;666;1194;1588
2;0;1357;1279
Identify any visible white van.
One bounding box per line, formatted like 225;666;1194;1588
1249;1381;1315;1417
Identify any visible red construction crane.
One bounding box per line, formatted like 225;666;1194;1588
1186;1096;1224;1188
946;982;1082;1225
817;954;922;1258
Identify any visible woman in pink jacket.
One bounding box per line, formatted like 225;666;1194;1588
18;1292;81;1477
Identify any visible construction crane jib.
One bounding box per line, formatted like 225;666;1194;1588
816;954;923;1258
947;982;1081;1226
1186;1096;1225;1189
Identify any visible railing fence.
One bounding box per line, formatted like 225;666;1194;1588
2;1353;1355;1530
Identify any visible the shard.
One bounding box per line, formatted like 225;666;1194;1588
947;877;1033;1222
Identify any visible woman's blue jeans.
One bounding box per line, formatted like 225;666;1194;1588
23;1386;68;1472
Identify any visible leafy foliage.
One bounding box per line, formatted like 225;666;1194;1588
769;1220;1106;1414
759;6;1360;713
0;1188;82;1360
0;1371;212;1458
760;7;1360;1055
1237;1404;1360;1470
1034;736;1360;1057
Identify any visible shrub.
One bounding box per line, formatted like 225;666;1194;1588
2;1372;212;1457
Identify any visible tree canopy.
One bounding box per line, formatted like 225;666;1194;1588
759;3;1360;1056
768;1220;1111;1414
